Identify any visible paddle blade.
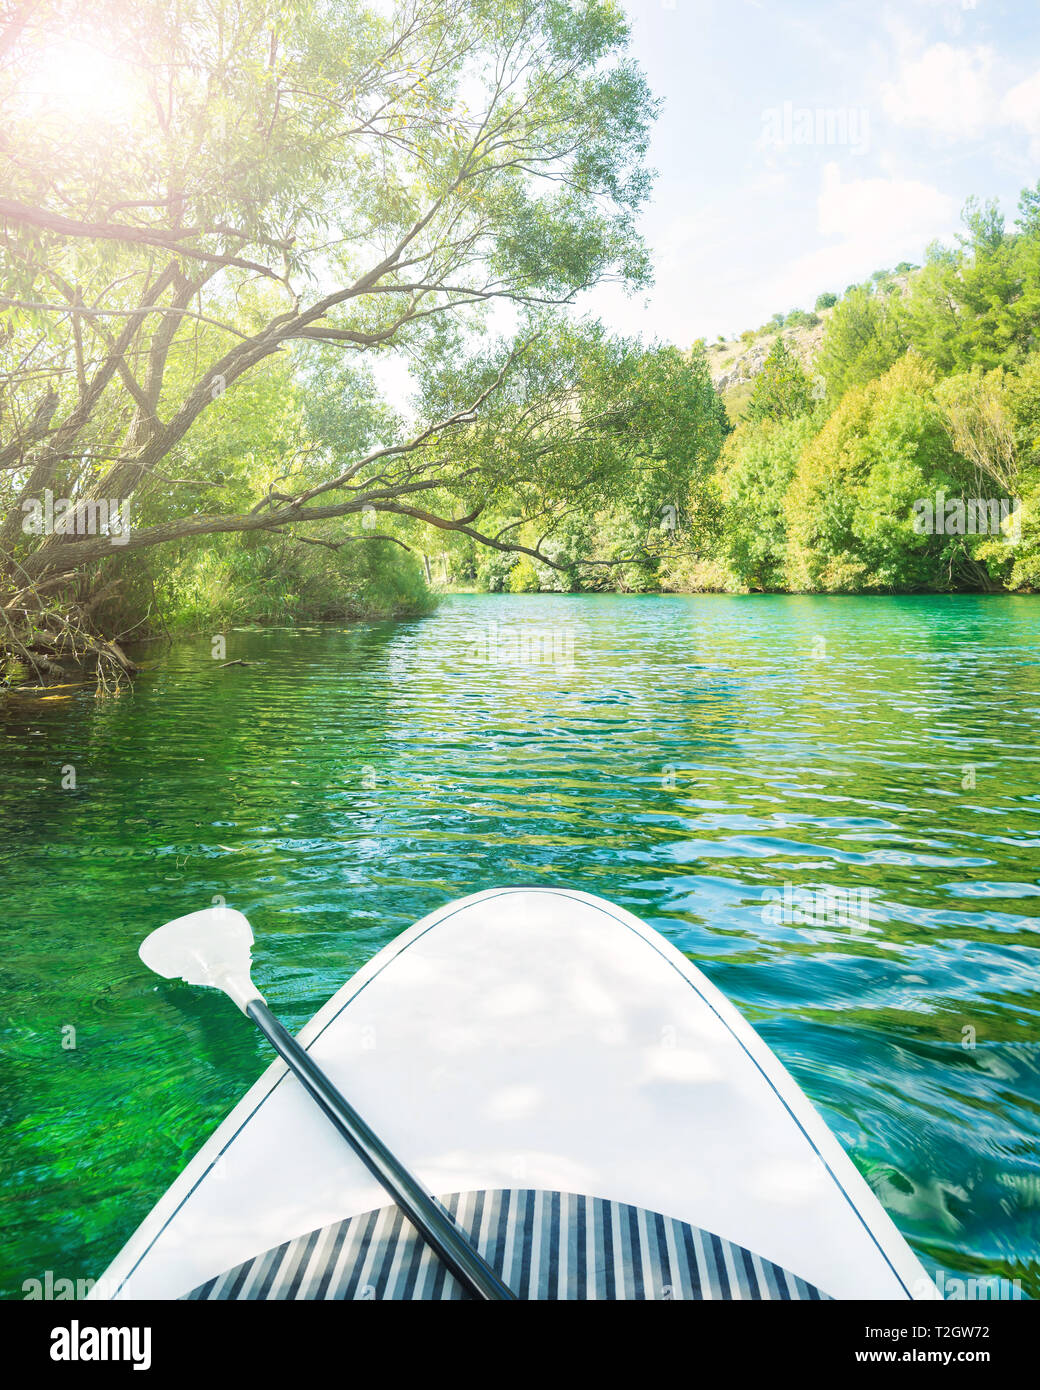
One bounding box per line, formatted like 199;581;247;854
140;906;263;1012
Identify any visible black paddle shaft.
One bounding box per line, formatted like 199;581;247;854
245;999;517;1302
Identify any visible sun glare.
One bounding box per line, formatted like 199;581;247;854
22;39;140;124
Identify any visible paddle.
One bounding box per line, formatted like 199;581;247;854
139;905;517;1302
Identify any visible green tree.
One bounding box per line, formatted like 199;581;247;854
720;414;816;590
463;337;729;588
817;286;906;402
899;196;1040;374
744;338;815;424
958;353;1040;591
784;356;980;592
0;0;656;678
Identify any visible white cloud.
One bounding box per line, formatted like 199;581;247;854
881;42;999;137
816;163;955;242
582;166;958;345
1002;70;1040;138
758;165;957;317
881;39;1040;148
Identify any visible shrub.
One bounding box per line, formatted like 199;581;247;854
157;529;434;631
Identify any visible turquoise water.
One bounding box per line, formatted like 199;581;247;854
1;593;1038;1298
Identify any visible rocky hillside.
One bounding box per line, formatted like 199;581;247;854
705;272;914;419
705;313;831;419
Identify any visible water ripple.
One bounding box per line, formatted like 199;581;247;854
1;592;1038;1296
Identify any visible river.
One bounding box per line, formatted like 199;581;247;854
1;593;1037;1298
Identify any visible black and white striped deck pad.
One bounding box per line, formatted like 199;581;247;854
183;1190;831;1300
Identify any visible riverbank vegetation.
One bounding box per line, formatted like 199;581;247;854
2;2;1037;688
456;192;1040;597
0;0;659;684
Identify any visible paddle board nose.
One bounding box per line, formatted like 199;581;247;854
97;888;940;1300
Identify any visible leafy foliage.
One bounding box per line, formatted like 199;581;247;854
816;286;906;402
721;414;817;590
744;338;815;425
0;0;662;675
784;357;979;592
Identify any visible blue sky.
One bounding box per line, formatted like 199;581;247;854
584;0;1040;344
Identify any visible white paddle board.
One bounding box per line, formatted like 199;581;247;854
92;888;939;1301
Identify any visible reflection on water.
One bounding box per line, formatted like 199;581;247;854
1;593;1038;1297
